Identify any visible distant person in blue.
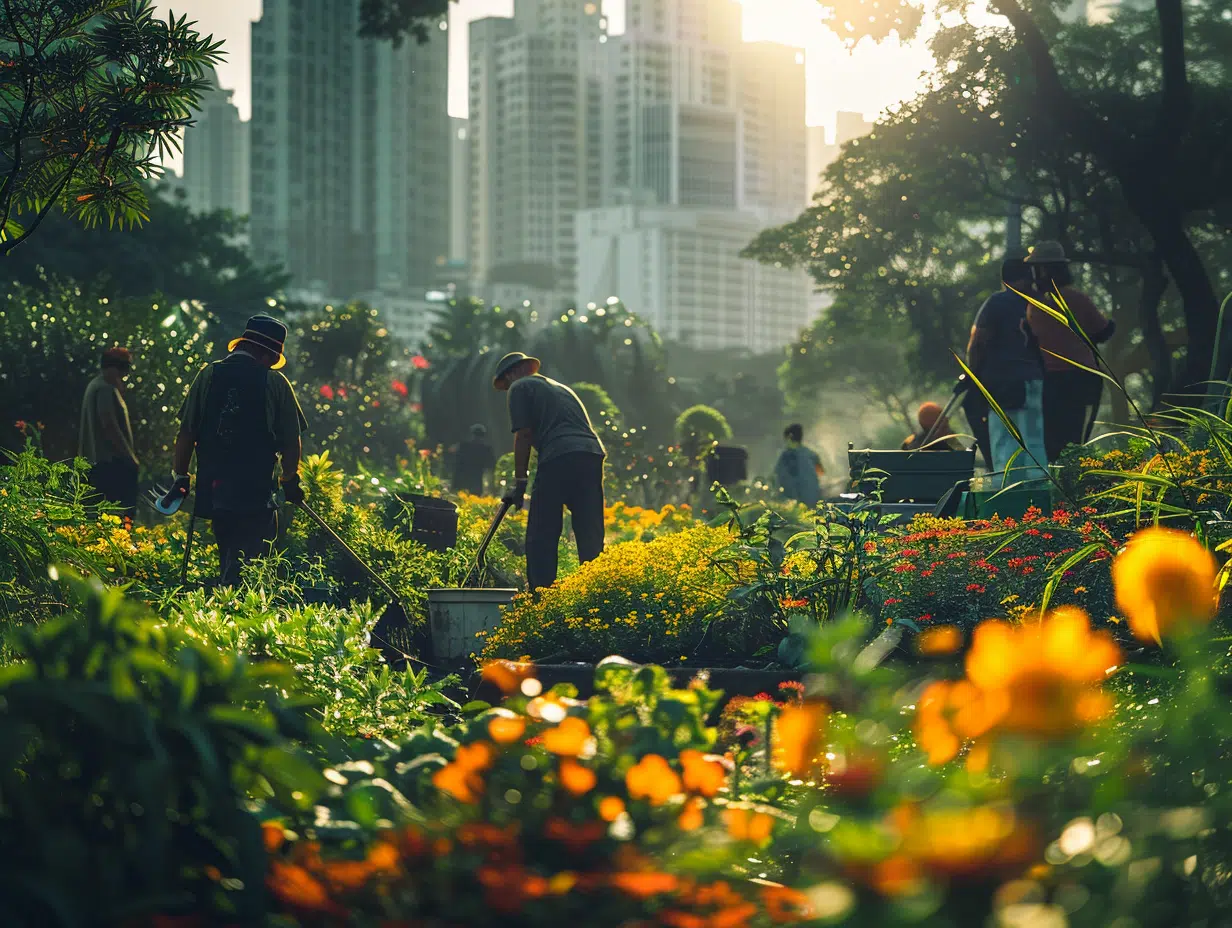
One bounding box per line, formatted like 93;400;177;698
774;423;824;508
966;258;1048;480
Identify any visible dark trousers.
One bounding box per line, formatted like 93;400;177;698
526;452;605;592
212;509;277;586
88;459;138;521
1043;369;1103;462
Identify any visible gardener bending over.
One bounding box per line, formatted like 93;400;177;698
492;351;606;593
170;314;307;586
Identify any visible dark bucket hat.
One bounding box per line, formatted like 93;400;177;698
492;351;540;387
228;314;288;370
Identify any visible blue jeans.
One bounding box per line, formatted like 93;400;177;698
987;380;1048;483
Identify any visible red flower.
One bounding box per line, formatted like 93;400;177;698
893;562;916;573
391;379;409;397
337;386;348;399
410;402;423;413
918;614;933;622
884;598;903;605
411;354;431;370
372;400;381;408
318;384;334;400
966;583;986;593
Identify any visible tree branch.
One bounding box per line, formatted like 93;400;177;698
1153;0;1190;152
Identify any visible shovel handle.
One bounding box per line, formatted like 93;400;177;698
297;501;402;603
466;500;512;587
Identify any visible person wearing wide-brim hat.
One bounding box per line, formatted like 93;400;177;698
170;314;307;585
1023;241;1116;461
492;350;606;593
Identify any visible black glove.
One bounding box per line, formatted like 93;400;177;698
282;475;305;506
502;479;527;511
153;475;191;515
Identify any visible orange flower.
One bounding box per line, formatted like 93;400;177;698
488;713;527;744
964;608;1120;737
559;758;597;796
890;802;1036;879
678;795;704;831
477;864;549;913
598;796;626;821
320;858;375;892
722;808;774;843
914;679;995;766
544;816;607;853
543;716;592;757
1113;526;1218;644
916;624;963;655
481;659;536;695
760;884;814;923
626;754;683;805
772;702;827;777
261;821;285;853
432;741;495;803
266;861;345;916
680;749;727;797
609;871;680;898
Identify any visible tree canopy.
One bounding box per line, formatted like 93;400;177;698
0;0;223;254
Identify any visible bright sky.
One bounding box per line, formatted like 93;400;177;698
159;0;937;140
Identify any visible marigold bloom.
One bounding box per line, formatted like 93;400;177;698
916;625;962;656
680;750;727;797
266;861;344;916
626;754;683;805
481;659;535;695
965;608;1120;737
544;816;606;852
772;702;827;777
1113;526;1218;644
760;884;815;923
678;795;705;831
891;802;1036;879
262;821;285;853
544;716;592;757
609;871;680;898
598;796;626;821
432;741;495;803
558;758;597;796
723;808;774;843
487;713;527;744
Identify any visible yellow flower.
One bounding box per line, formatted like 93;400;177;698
1113;526;1217;644
916;625;962;656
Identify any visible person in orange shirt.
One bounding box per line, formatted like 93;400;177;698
1024;241;1115;462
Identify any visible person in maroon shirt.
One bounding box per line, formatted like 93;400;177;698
1024;241;1116;461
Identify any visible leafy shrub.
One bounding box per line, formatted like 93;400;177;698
482;526;739;664
674;404;732;458
875;508;1122;638
0;576;323;925
167;582;459;741
262;659;794;926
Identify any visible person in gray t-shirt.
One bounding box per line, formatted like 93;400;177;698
493;352;606;592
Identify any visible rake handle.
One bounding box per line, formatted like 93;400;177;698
297;501;402;603
466;500;512;587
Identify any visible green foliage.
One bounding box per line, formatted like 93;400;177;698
0;575;322;925
167;582;459;742
0;1;225;254
674;405;732;458
5;185;288;334
0;280;211;462
290;302;423;470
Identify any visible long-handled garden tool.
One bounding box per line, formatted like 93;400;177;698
296;500;418;664
916;375;970;450
463;499;512;588
148;478;196;585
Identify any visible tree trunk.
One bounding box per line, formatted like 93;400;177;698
1136;257;1172;408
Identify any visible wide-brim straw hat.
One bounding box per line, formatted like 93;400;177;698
492;351;541;387
1025;240;1069;265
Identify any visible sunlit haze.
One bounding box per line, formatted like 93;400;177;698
159;0;942;153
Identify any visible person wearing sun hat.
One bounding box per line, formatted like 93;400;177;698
170;314;307;585
492;350;606;593
1023;240;1115;461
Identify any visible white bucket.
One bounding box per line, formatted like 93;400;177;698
427;588;517;662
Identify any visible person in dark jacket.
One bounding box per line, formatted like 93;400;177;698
79;346;139;521
170;315;306;585
452;423;496;496
493;351;606;593
1024;241;1116;461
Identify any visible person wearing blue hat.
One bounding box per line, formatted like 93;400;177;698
168;314;307;585
492;351;606;592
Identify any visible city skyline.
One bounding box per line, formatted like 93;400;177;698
157;0;936;139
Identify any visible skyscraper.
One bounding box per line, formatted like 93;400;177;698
467;0;605;308
249;1;449;303
182;67;250;218
577;0;814;353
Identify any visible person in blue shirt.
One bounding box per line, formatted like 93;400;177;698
774;423;824;508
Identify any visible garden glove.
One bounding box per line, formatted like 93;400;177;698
282;475;305;506
502;478;527;511
152;475;191;515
